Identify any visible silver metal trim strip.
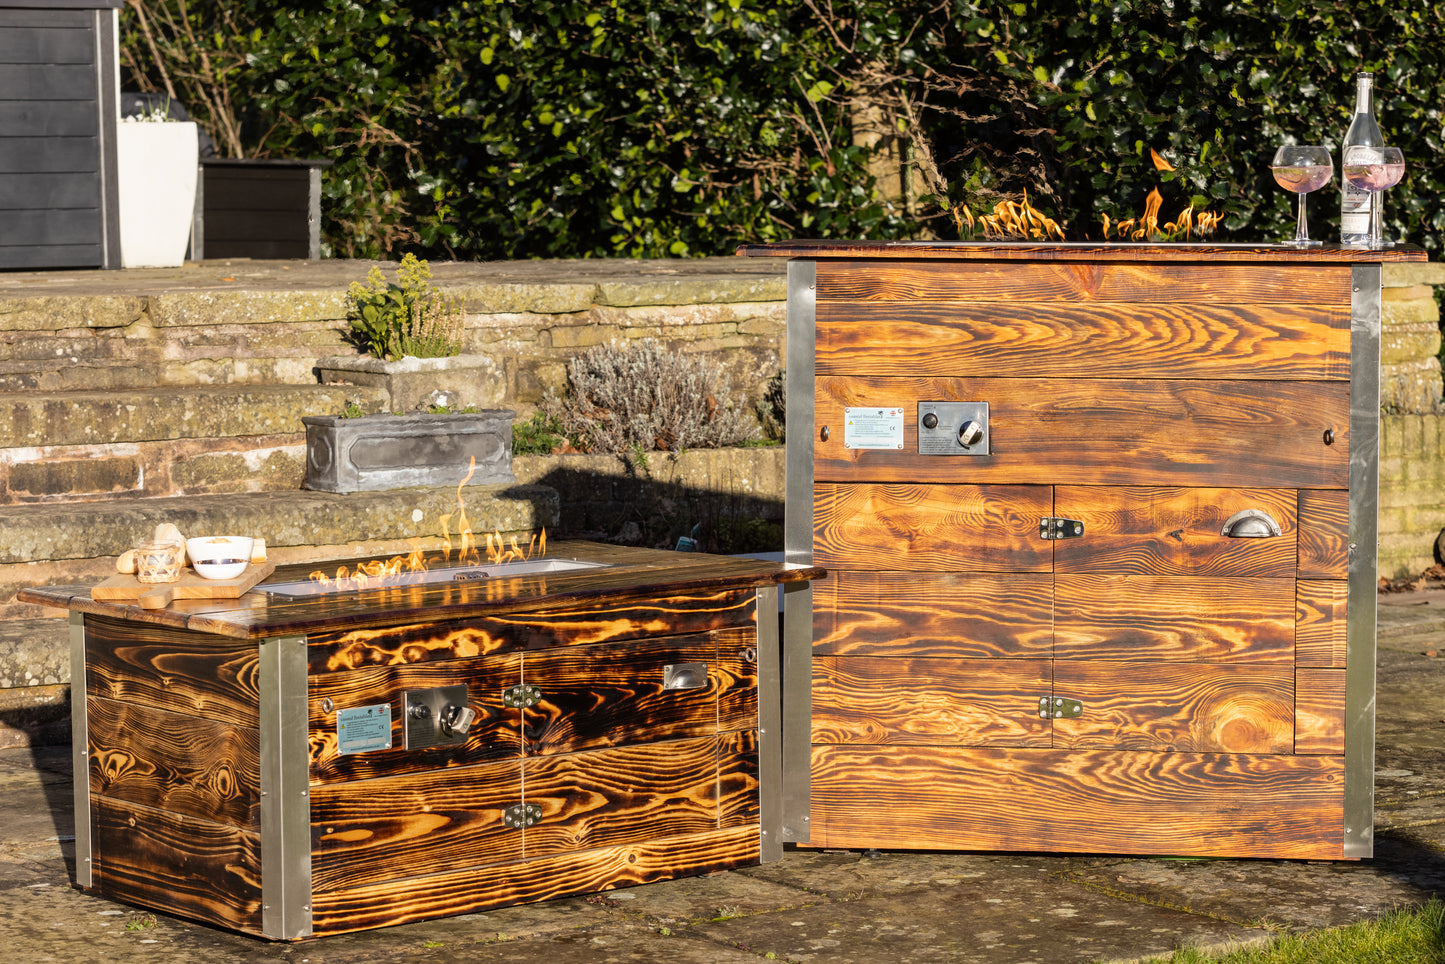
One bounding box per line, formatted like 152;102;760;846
69;611;92;888
755;586;782;861
782;260;816;843
1344;262;1382;859
260;635;313;939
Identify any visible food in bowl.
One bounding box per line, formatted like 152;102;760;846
186;536;255;580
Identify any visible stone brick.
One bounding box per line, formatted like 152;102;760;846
170;447;307;493
1384;262;1445;287
448;283;597;315
1380;323;1442;366
0;296;145;332
8;456;141;500
1381;297;1441;326
545;324;623;349
147;290;347;327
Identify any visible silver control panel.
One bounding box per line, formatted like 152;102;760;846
918;401;990;455
403;684;478;750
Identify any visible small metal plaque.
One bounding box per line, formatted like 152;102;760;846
843;407;905;450
337;704;393;755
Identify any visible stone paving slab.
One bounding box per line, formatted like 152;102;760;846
1;593;1442;963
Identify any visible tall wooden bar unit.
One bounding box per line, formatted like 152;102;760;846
739;241;1426;860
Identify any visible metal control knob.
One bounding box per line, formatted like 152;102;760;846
408;701;431;721
440;703;478;738
957;419;984;448
921;412;939;430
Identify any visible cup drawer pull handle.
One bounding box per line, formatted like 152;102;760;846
1221;509;1282;538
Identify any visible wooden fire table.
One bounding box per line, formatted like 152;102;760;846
20;543;822;939
738;240;1426;861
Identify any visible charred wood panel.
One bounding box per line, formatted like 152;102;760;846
523;738;722;860
814;377;1346;489
305;588;755;673
813;571;1054;658
84;615;259;728
1052;662;1295;753
814;259;1353;305
87;697;260;829
522;634;723;755
715;625;761;732
1054;575;1295;662
817;301;1348;381
1295;669;1347;755
91;796;263;936
307;654;523;784
813;656;1052;747
718;729;761;830
810;745;1345;859
1297;489;1350;579
813;483;1052;572
308;826;760;937
309;758;522;894
1053;486;1299;576
1296;581;1348;668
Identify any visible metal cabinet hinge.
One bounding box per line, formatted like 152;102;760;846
1039;696;1084;719
1039;517;1085;540
502;684;542;708
503;803;542;829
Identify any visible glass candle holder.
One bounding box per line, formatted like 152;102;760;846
134;540;184;584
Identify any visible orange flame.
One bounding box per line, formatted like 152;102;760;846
307;456;546;592
1101;186;1224;241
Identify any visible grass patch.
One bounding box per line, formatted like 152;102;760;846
1149;899;1445;963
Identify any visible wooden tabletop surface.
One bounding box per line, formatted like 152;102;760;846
736;240;1429;263
18;542;823;640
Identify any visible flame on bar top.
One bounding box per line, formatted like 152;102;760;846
1101;187;1224;241
307;456;546;593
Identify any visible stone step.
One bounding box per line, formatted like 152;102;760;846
0;383;391;503
0;483;558;620
0;383;388;449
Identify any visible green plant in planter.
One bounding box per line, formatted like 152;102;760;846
346;253;464;360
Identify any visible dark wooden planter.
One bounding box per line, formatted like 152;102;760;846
0;0;122;269
192;158;332;261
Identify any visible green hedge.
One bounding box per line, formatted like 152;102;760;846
122;1;1443;258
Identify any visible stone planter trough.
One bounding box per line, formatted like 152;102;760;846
315;354;506;413
303;411;515;493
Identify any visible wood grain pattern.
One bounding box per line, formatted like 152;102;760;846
817;301;1348;381
718;729;761;830
1296;580;1348;668
810;745;1345;858
1054;486;1299;576
522;634;722;755
92;796;263;935
309;825;760;936
1052;662;1294;753
1297;489;1350;579
816;259;1354;303
814;376;1347;489
715;626;761;732
523;737;722;860
739;239;1423;264
22;541;821;641
812;657;1052;747
90;562;276;609
813;571;1054;658
305;588;756;674
310;758;522;894
813;483;1052;572
84;615;260;728
1054;575;1295;662
307;654;523;785
88;697;260;829
1296;668;1347;755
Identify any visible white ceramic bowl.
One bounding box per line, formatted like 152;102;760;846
186;536;254;580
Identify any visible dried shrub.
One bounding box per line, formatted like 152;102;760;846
550;340;759;458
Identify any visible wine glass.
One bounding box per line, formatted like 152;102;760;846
1270;145;1333;246
1342;145;1405;248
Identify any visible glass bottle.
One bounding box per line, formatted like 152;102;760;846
1340;72;1383;245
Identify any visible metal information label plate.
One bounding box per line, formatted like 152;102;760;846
337;703;393;754
843;407;905;449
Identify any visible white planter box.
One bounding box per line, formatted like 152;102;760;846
116;121;198;268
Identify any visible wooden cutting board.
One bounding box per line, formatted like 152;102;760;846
91;562;277;610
